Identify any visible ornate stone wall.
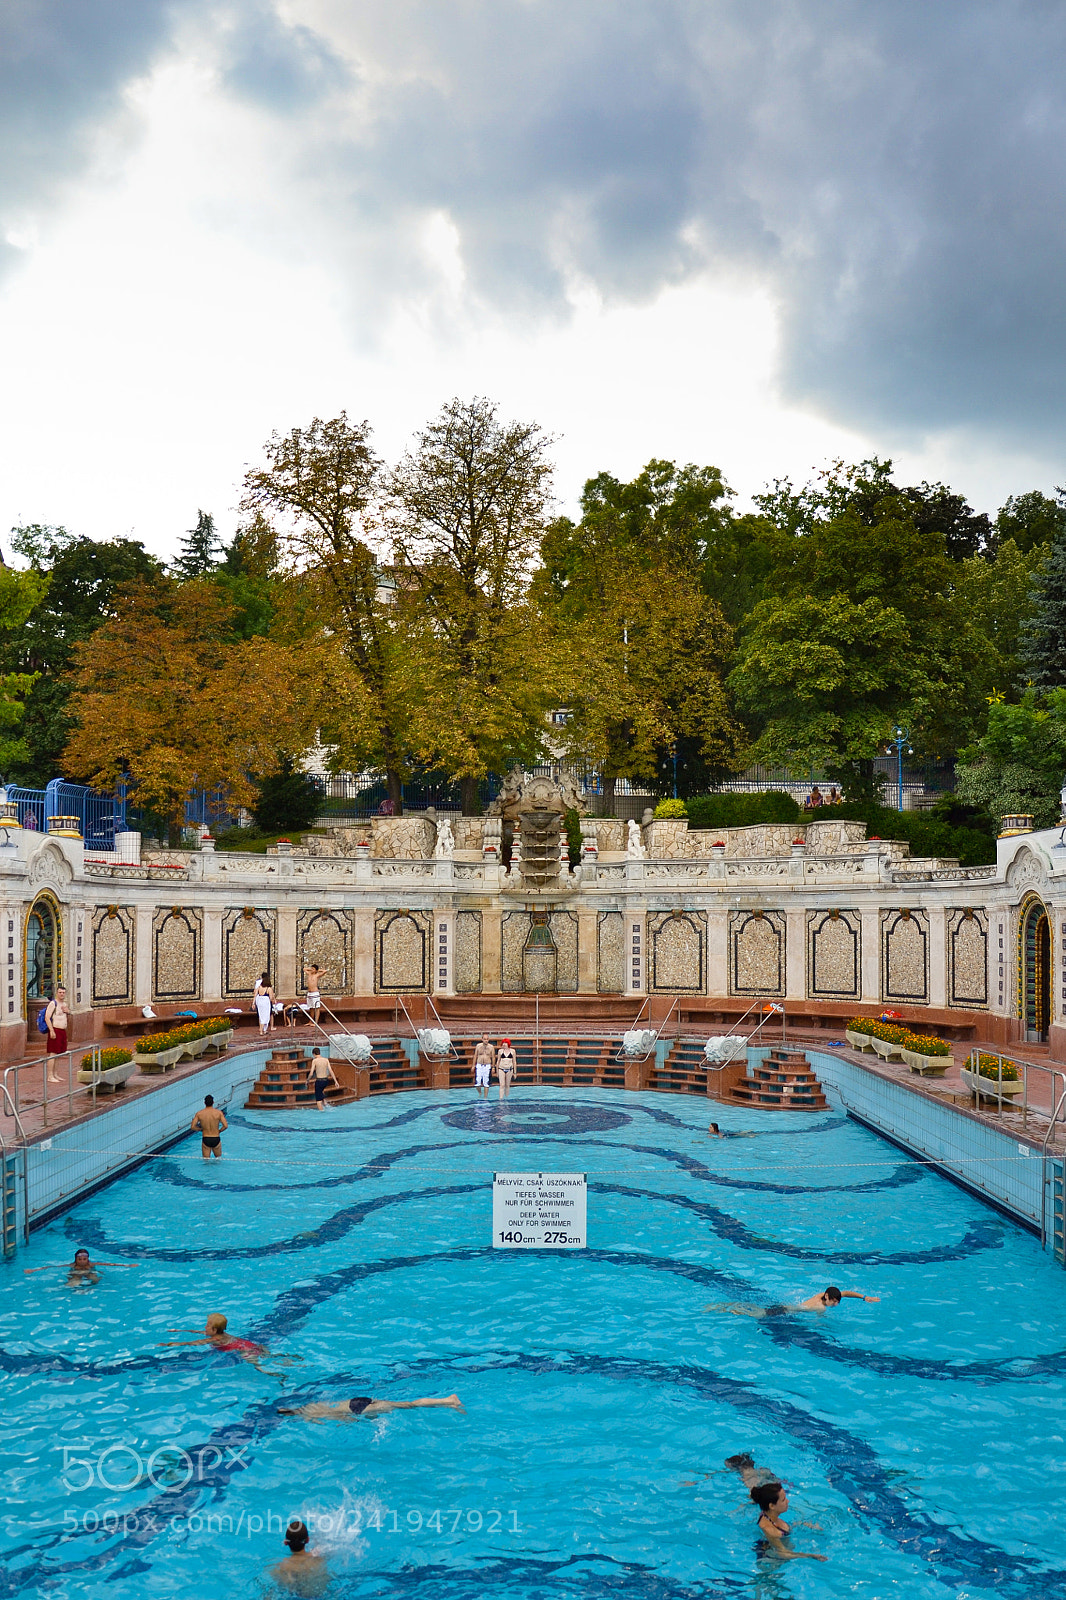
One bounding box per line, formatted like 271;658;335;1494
806;909;861;1000
297;910;353;993
649;910;706;993
91;906;134;1007
371;817;435;858
881;909;929;1004
152;908;202;1001
223;907;275;999
597;911;625;993
729;909;785;997
375;909;430;992
549;911;578;993
501;912;530;993
947;908;988;1008
454;911;482;992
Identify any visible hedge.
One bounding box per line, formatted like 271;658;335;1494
685;791;801;829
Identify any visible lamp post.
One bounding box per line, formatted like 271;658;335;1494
889;727;911;813
671;744;678;800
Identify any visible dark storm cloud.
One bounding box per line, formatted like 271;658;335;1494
6;0;1066;442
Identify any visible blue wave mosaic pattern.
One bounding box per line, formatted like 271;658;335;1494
1;1088;1063;1599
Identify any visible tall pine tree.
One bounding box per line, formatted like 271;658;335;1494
1021;516;1066;690
174;510;221;579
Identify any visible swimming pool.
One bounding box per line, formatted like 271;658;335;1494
2;1086;1063;1599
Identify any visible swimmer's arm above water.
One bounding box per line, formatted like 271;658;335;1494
24;1261;135;1273
839;1290;879;1301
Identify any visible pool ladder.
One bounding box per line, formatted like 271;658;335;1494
1;1083;28;1259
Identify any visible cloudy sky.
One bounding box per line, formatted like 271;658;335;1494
2;0;1064;557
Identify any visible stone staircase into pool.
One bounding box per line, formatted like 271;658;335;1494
729;1048;829;1111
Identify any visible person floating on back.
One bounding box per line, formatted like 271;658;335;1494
725;1455;826;1562
709;1285;879;1318
278;1392;464;1422
191;1095;227;1158
269;1519;329;1596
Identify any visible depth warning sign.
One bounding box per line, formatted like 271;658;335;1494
492;1172;587;1249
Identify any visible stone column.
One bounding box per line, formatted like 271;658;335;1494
202;908;223;1001
785;909;806;1003
351;908;374;996
277;906;298;998
860;909;880;1003
481;908;502;993
706;908;729;1000
135;903;153;1005
927;905;947;1009
576;908;597;993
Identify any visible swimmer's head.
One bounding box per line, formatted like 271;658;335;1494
822;1287;842;1305
204;1094;214;1107
710;1123;720;1135
73;1249;90;1265
751;1481;786;1514
206;1313;227;1334
284;1520;310;1552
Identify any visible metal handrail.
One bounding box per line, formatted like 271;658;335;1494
963;1048;1066;1134
281;999;378;1067
1041;1075;1066;1251
2;1047;82;1130
392;994;461;1061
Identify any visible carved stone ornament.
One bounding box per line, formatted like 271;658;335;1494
1005;845;1050;894
28;841;73;887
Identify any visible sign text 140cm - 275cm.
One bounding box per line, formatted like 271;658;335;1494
492;1172;586;1249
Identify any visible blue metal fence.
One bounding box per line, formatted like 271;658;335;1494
5;780;126;849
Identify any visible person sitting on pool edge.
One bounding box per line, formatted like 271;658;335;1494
710;1285;879;1317
725;1454;826;1563
278;1392;464;1422
270;1519;329;1596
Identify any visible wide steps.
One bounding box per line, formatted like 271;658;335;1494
245;1045;358;1108
728;1049;829;1111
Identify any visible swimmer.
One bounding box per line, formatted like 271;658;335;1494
191;1094;227;1158
23;1248;135;1286
709;1285;879;1318
709;1122;724;1137
161;1312;268;1363
278;1392;464;1422
726;1455;826;1563
270;1519;329;1597
473;1033;495;1098
306;1048;339;1110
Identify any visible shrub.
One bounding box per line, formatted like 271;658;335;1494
137;1018;232;1054
80;1047;133;1072
818;799;994;868
685;790;801;830
846;1018;951;1057
653;798;688;818
973;1052;1021;1082
564;807;583;867
252;758;322;834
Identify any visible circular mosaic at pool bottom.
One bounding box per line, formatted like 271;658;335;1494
441;1098;632;1135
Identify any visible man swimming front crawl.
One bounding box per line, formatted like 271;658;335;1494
278;1393;464;1422
711;1285;879;1318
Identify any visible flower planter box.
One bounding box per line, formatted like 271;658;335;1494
135;1045;184;1074
77;1061;137;1092
845;1028;872;1052
201;1028;233;1053
960;1067;1024;1101
871;1035;905;1061
901;1047;949;1077
178;1035;209;1061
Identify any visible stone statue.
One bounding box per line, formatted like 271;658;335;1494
626;819;646;859
433;818;455;859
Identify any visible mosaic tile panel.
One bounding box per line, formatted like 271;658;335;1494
297;910;353;995
597;911;625;993
523;941;557;992
501;912;531;994
454;911;482;993
807;909;860;999
375;910;430;993
729;909;785;997
91;907;134;1007
948;908;988;1008
649;910;706;993
549;912;579;994
152;908;202;1001
223;907;275;999
881;908;929;1004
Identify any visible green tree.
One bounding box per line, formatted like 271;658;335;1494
213;512;280;640
387;396;559;812
0;560;50;773
994;490;1066;555
952;538;1047;705
956;690;1066;829
173;510;222;579
1020;522;1066;692
0;534;161;784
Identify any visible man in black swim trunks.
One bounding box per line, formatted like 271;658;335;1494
278;1392;464;1422
191;1095;227;1160
712;1284;879;1318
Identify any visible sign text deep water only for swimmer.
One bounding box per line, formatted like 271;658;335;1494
492;1172;587;1249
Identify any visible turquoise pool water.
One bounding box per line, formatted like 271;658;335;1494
2;1087;1063;1599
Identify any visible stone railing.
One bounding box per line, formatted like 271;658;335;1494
85;861;190;881
889;863;998;883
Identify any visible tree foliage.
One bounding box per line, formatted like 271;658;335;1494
1020;521;1066;692
956;690;1066;830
